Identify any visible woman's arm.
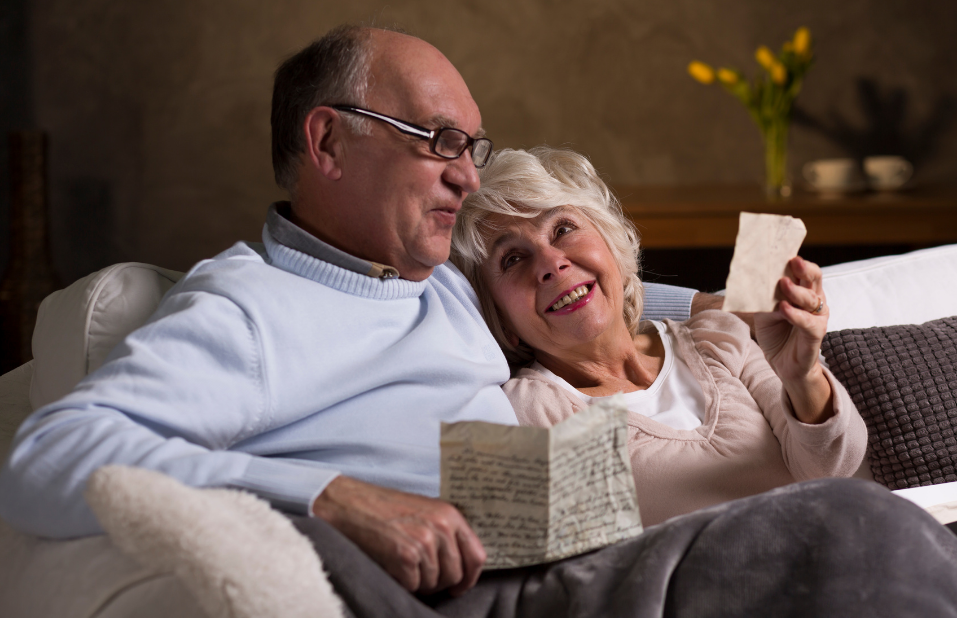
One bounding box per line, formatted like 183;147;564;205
729;321;868;481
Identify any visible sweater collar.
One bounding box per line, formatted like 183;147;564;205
263;202;426;300
266;202;400;279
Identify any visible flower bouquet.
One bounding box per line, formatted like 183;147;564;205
688;27;814;197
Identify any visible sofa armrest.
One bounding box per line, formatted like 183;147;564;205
0;361;34;462
30;263;183;410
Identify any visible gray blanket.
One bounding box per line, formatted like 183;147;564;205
292;478;957;618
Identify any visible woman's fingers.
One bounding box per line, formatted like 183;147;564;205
777;299;820;333
780;257;828;316
780;277;827;316
787;257;824;292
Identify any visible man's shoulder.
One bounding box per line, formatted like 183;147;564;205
157;241;322;319
189;241;268;275
176;242;282;294
428;261;479;304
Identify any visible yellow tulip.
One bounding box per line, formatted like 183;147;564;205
793;27;811;56
770;62;787;85
688;61;715;84
755;46;776;70
717;68;739;85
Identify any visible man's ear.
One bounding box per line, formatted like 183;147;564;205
303;107;344;181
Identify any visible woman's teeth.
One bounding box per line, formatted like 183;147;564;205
550;285;591;311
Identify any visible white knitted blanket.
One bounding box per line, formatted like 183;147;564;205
85;465;345;618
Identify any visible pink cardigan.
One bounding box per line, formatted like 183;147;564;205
502;310;868;526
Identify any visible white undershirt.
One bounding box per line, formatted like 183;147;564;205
529;321;708;430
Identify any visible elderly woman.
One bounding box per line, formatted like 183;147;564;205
450;146;867;526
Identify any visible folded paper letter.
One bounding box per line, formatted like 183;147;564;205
440;399;643;569
722;211;807;312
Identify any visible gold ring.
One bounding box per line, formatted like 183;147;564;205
812;298;824;314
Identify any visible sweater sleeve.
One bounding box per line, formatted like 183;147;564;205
727;316;868;481
0;290;339;539
640;282;698;321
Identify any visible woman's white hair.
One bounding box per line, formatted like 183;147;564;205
450;146;644;367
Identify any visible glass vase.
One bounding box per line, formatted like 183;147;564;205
762;117;791;199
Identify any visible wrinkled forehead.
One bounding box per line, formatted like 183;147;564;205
367;31;481;132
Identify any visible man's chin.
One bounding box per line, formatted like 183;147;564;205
399;247;451;281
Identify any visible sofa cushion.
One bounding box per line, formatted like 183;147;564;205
0;516;204;618
821;243;957;332
822;316;957;489
30;263;183;409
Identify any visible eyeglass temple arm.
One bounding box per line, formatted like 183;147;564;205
333;106;433;140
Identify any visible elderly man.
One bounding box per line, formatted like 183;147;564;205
2;25;957;617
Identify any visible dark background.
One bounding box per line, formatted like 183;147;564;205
2;0;956;292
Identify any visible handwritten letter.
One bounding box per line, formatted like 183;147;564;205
722;211;807;312
440;399;643;569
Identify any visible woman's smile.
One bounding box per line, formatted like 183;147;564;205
546;281;595;314
480;207;626;355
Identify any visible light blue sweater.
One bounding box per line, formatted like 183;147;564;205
0;212;696;539
0;231;520;538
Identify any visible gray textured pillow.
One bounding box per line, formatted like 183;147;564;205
822;317;957;489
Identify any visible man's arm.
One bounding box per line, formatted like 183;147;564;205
690;292;724;315
640;282;698;321
690;291;758;333
642;282;755;331
642;282;728;320
0;291;337;538
0;287;486;595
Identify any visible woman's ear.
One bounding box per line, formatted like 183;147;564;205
303;107;344;181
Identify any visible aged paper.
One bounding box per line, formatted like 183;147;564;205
440;399;643;569
722;212;807;312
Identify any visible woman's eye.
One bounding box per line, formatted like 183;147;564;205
501;253;521;271
555;224;575;237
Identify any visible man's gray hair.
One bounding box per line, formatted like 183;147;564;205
450;146;644;368
271;25;375;193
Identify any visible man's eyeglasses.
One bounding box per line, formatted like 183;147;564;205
332;105;494;168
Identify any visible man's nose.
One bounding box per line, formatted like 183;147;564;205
443;150;481;195
536;246;570;283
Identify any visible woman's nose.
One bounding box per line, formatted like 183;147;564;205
536;246;570;283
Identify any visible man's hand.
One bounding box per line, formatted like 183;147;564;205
690;292;723;315
311;476;485;596
691;291;757;333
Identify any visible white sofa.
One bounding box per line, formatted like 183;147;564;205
2;244;957;617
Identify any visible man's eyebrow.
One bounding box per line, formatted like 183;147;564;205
428;114;485;138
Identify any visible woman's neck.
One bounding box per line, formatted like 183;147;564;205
533;323;665;397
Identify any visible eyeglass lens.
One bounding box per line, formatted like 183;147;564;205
471;139;492;166
435;129;492;166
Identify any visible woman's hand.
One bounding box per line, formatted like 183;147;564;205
753;256;834;424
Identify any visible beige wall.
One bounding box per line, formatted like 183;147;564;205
29;0;957;281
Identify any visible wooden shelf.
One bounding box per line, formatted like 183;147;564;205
613;184;957;249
